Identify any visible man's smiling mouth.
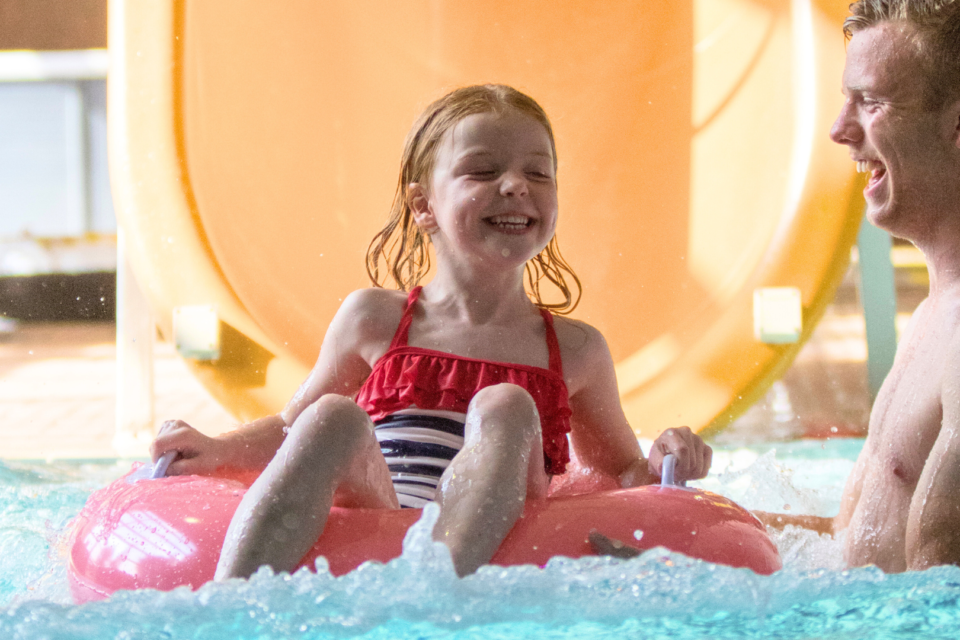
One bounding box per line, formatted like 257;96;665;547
857;159;886;183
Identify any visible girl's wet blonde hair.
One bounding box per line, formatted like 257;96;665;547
365;84;582;314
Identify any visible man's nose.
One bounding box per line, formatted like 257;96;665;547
829;102;862;146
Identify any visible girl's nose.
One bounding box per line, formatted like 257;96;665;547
829;102;862;146
500;172;529;197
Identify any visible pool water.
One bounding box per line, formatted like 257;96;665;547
4;439;960;639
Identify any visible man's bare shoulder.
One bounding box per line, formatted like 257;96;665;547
946;299;960;342
939;316;960;393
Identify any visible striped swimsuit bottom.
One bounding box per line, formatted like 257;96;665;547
373;408;466;509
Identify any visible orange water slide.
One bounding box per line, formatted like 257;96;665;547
108;0;863;439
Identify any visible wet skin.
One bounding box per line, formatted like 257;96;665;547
839;295;960;572
759;21;960;572
153;110;713;579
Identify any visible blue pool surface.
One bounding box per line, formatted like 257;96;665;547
4;439;960;639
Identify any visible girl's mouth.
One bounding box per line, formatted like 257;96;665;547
486;215;533;232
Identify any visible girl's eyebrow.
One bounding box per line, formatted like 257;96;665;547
457;149;494;159
457;149;553;160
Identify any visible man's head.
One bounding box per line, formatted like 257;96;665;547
831;5;960;238
843;1;960;109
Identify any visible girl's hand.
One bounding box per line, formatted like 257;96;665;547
647;426;712;482
150;419;231;477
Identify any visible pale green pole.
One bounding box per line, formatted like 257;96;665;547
856;215;898;401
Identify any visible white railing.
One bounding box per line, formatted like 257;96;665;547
0;49;108;81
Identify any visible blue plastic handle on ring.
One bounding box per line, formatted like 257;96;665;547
660;453;686;487
126;450;178;484
151;451;178;479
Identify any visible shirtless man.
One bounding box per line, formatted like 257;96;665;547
757;0;960;573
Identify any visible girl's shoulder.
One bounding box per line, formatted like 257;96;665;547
342;286;410;310
552;314;607;347
551;315;613;375
332;287;409;339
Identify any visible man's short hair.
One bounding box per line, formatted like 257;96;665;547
844;0;960;108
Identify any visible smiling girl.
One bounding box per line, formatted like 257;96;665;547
151;85;712;578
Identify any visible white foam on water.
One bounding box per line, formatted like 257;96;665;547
691;443;856;572
7;442;960;638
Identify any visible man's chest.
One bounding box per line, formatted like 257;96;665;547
867;331;948;486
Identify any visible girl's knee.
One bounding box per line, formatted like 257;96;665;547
310;393;368;421
469;384;539;427
288;394;372;451
466;384;541;451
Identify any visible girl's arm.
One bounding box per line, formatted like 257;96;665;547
151;289;400;477
561;321;712;486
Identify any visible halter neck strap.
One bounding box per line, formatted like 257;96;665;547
387;285;564;377
539;308;564;378
388;286;422;350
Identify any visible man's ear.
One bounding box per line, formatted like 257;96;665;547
950;96;960;149
408;183;436;231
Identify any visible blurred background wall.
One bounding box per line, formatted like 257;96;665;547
0;0;106;49
0;0;115;321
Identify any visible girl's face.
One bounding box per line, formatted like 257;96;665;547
410;110;558;272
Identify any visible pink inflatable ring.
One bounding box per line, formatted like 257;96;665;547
66;459;780;603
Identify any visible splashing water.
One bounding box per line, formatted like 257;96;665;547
4;440;960;639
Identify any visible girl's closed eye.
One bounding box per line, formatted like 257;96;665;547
465;166;498;179
527;169;554;181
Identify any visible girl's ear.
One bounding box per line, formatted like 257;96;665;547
408;183;437;232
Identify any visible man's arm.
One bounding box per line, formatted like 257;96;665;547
752;511;835;534
905;332;960;570
753;441;869;536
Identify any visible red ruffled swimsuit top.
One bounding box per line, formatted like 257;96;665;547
355;287;572;475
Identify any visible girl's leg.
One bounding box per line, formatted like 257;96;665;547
215;394;397;580
432;383;549;576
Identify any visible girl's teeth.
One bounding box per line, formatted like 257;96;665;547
490;216;529;226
